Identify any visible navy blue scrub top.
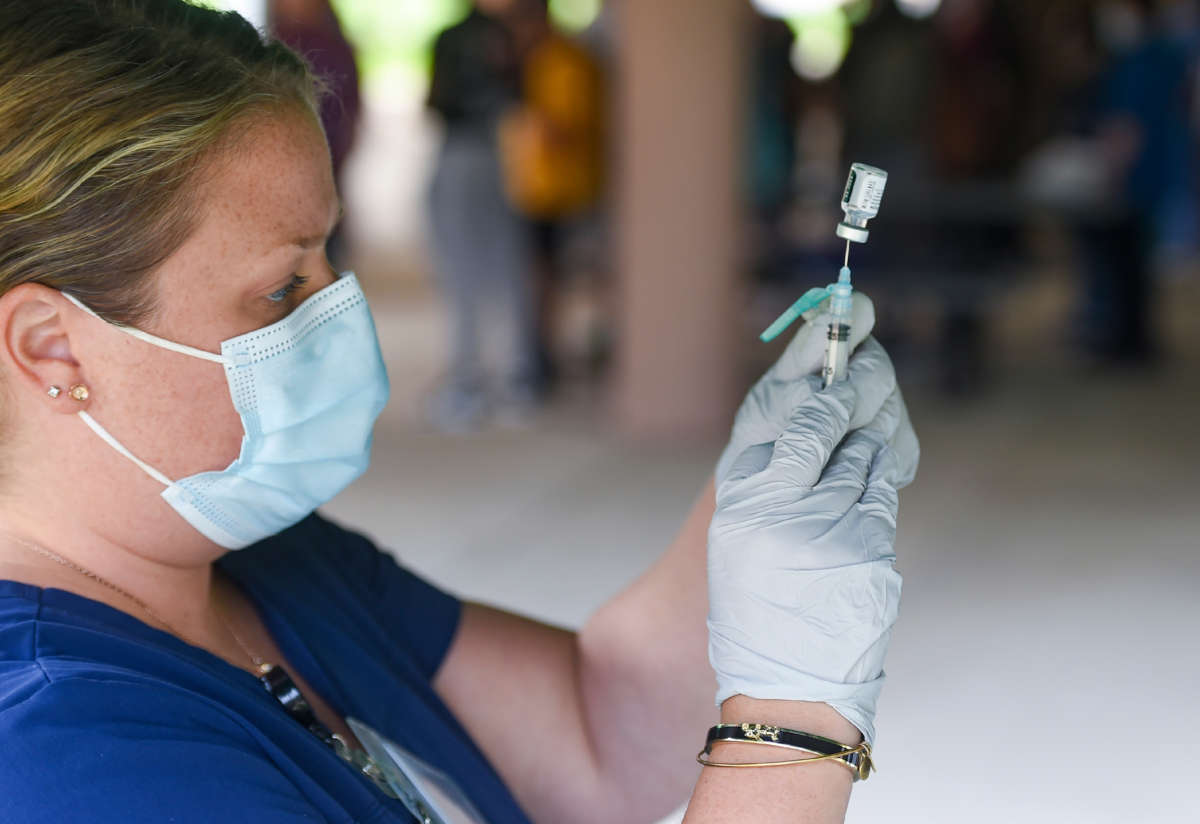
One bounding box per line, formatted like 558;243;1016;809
0;513;532;823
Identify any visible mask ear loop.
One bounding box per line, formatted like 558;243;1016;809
60;293;228;364
77;411;173;488
59;291;216;488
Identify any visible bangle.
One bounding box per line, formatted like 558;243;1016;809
695;723;874;781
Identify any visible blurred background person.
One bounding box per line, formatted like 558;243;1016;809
1072;0;1198;365
426;0;543;432
268;0;361;269
499;0;607;395
925;0;1031;392
833;0;1034;394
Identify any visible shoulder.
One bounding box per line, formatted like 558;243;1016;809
436;16;475;49
0;665;237;737
0;658;258;755
224;513;463;679
0;674;327;823
0;582;233;718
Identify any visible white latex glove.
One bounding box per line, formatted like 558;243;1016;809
716;292;876;483
708;338;919;745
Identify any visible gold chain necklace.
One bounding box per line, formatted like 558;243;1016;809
6;534;271;674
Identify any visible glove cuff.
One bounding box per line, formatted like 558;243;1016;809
713;672;885;747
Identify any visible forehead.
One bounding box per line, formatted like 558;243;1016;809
139;108;336;343
196;109;336;254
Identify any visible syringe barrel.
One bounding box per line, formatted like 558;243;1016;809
822;321;851;388
822;273;853;387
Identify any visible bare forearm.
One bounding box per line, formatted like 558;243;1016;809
576;478;719;818
434;479;720;823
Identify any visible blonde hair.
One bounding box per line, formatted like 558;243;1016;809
0;0;320;324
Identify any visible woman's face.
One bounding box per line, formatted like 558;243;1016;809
28;109;341;555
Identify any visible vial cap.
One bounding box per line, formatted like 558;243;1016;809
836;222;869;243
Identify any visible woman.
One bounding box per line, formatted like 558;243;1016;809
0;3;917;823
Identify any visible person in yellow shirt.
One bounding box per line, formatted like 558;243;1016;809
499;0;606;390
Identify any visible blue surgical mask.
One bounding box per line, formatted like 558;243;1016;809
63;273;390;549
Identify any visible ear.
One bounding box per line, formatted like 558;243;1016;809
0;283;92;414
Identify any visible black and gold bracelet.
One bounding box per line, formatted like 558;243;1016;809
696;723;874;781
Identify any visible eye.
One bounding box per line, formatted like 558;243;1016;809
267;274;309;303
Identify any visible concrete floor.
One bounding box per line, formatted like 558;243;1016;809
324;273;1200;823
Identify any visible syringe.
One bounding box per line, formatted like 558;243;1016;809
824;163;887;387
758;162;888;388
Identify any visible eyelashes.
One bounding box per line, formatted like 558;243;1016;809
267;274;310;303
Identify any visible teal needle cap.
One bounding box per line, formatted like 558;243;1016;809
759;267;853;343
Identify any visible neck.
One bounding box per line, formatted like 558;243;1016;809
0;516;222;643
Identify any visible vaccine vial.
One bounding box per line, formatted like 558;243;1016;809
836;163;888;243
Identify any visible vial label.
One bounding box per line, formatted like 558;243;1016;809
842;169;858;207
842;163;887;215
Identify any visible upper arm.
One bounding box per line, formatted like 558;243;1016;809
424;481;719;824
432;603;612;824
0;678;330;824
300;514;463;679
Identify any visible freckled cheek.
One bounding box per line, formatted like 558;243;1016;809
148;359;245;474
188;369;244;468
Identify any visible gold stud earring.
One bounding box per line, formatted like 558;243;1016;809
68;384;89;402
47;386;62;399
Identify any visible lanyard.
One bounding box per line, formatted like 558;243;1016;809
257;664;402;802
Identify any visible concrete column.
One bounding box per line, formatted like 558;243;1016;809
612;0;749;440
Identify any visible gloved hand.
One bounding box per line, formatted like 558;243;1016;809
707;338;919;745
716;292;876;482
